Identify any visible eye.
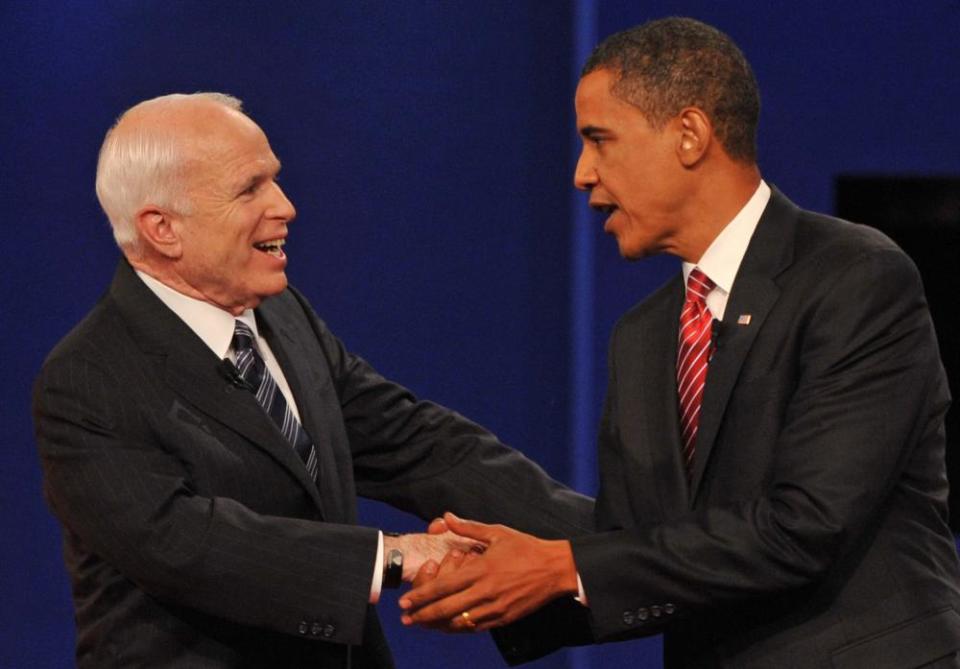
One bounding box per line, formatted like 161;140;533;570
583;133;607;148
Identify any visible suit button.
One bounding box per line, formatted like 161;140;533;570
665;603;676;615
322;624;335;638
651;605;662;618
311;622;322;636
622;610;635;626
637;607;649;621
298;621;308;635
224;384;235;394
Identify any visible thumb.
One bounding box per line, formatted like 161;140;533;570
443;512;501;544
411;559;439;589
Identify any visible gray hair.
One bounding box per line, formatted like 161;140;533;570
94;92;243;254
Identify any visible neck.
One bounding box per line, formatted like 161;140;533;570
676;162;761;264
127;255;250;316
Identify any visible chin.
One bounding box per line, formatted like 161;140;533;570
262;279;288;298
618;244;650;261
247;276;288;308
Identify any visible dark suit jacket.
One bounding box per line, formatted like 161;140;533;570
33;259;593;668
498;188;960;668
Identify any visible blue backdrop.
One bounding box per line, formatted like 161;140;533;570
2;1;958;667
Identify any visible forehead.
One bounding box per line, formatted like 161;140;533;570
575;69;646;128
183;110;278;183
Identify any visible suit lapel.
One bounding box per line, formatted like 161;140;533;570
108;260;326;512
256;306;345;521
618;276;689;518
689;188;798;500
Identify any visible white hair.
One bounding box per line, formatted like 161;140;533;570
94;92;244;254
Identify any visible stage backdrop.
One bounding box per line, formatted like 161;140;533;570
2;2;958;667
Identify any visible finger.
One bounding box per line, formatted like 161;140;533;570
454;600;511;631
442;512;503;544
447;609;480;633
437;548;467;575
411;559;439;589
439;529;487;556
427;517;448;535
400;612;465;634
399;564;478;611
405;588;487;627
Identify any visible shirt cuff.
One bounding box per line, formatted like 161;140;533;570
370;531;384;604
574;573;588;607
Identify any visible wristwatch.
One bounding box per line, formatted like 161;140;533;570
383;532;403;589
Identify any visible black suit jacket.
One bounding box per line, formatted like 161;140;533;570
33;259;593;668
499;188;960;668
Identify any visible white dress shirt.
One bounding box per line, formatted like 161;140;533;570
682;180;771;317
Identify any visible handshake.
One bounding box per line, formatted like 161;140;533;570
383;513;581;633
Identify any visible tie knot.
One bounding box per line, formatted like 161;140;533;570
686;268;715;305
232;320;256;352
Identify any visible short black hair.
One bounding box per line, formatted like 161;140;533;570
583;17;760;163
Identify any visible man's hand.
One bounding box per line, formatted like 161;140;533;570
408;547;480;632
398;513;579;631
383;530;484;583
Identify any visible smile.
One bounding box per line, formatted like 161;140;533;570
253;238;286;258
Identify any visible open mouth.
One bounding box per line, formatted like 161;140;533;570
591;203;618;216
253;238;286;258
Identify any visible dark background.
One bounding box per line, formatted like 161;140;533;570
2;1;958;667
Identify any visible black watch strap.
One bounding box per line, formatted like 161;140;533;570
384;548;403;589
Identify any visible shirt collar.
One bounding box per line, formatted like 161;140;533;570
135;270;258;358
682;180;771;295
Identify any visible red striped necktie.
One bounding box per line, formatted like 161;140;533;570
677;268;716;481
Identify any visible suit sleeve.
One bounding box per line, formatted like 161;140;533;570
571;246;951;640
34;354;379;646
287;286;595;540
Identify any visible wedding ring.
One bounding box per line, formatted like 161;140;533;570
460;611;477;629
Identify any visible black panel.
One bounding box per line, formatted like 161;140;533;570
836;176;960;530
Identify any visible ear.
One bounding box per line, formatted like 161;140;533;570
675;107;712;167
135;206;183;259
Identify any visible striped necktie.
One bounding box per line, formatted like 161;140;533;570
232;320;319;482
677;268;716;481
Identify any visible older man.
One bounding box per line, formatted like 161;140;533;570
33;93;592;668
402;17;960;668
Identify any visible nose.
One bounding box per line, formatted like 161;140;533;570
573;147;596;191
268;181;297;222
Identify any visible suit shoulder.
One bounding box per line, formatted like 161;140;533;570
793;209;910;270
40;294;127;372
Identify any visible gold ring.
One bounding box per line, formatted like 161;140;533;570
460;611;476;628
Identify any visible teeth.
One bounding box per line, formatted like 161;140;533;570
254;238;286;257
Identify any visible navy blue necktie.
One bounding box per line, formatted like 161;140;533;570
232;320;318;482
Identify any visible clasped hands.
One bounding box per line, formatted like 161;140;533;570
393;513;579;633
